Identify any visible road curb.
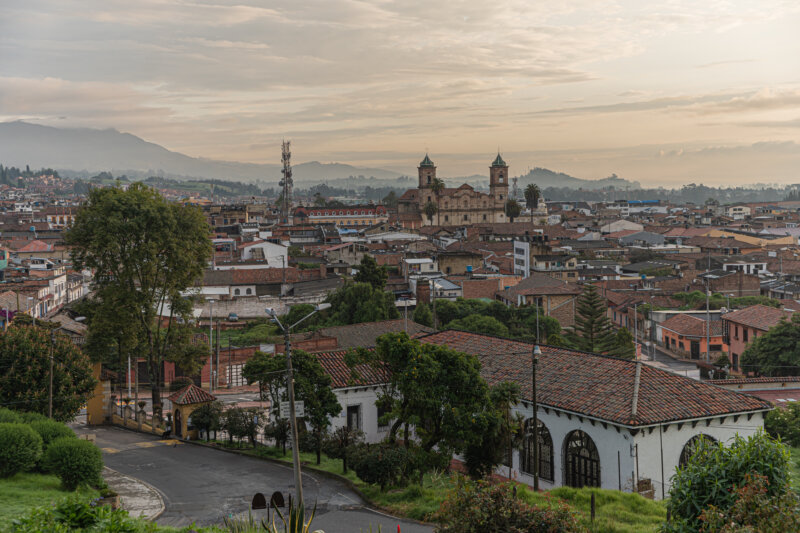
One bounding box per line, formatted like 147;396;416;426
102;466;166;522
183;439;434;527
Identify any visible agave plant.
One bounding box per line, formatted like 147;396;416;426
222;503;323;533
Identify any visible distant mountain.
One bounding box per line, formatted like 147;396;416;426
0;122;403;184
518;167;641;190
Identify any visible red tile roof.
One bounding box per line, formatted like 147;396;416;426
723;304;793;331
418;330;769;426
167;384;217;405
659;314;724;337
315;350;388;388
497;272;581;298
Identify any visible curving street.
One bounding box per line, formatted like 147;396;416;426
75;425;432;533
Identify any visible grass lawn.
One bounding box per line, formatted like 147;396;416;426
0;472;99;523
789;446;800;490
213;441;666;530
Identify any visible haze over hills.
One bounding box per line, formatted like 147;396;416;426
0;121;641;190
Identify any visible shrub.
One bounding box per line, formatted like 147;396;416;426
0;422;43;477
663;431;790;532
30;419;76;448
169;376;194;392
10;497;142;531
44;437;103;490
436;475;585;533
17;411;50;424
351;444;407;491
0;407;22;423
765;402;800;447
699;473;800;532
323;426;364;473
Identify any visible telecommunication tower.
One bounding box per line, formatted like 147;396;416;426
280;140;293;223
512;176;519;200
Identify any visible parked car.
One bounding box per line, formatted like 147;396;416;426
227;313;239;322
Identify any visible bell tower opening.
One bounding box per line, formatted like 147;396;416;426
418;153;436;189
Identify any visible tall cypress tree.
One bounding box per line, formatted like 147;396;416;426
567;284;617;353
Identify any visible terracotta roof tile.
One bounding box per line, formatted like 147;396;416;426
723;304;793;331
315;350;387;388
167;384;216;405
659;314;724;337
418;330;769;426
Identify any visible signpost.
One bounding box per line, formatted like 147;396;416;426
280;401;304;419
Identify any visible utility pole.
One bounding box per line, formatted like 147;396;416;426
280;141;293;224
634;302;638;358
532;345;541;491
706;287;711;363
283;327;303;508
215;319;221;390
49;330;54;419
206;298;216;391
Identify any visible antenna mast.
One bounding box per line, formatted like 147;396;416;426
280;140;293;223
512;176;519;200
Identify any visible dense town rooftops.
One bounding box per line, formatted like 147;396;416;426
659;314;724;337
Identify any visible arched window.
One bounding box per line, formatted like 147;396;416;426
234;288;240;296
679;434;717;469
522;419;554;482
246;288;252;295
564;430;600;488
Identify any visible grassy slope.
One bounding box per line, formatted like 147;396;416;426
0;472;99;523
789;446;800;490
224;442;666;531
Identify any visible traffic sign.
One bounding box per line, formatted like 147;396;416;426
280;401;304;418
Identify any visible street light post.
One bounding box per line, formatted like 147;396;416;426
206;298;216;391
266;302;331;510
532;344;541;491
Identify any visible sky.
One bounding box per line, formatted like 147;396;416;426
1;0;800;186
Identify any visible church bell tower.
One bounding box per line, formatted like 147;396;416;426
489;153;509;201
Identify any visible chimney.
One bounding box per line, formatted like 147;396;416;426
320;262;327;278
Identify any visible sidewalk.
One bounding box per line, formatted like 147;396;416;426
103;467;165;521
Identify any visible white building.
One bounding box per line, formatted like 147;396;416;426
238;240;289;267
725;205;751;220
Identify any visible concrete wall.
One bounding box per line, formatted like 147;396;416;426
193;294;328;319
331;387;389;443
633;412;765;499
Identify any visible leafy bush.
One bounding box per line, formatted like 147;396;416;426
351;444;407;491
17;411;50;424
0;423;43;478
323;426;364;473
663;431;790;532
264;417;291;455
190;400;224;440
0;407;22;423
44;437;103;490
30;419;76;448
436;475;585;533
699;473;800;532
169;376;194;392
9;497;144;532
221;407;260;446
765;402;800;447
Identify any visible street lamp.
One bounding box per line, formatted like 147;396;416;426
206;298;216;391
531;344;541;491
266;302;331;510
50;317;85;418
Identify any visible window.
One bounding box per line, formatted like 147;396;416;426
500;195;504;200
377;404;389;430
463;215;468;221
734;326;739;339
246;288;252;295
679;435;717;468
483;214;487;221
346;405;362;431
710;344;722;352
234;288;240;296
522;419;554;482
564;430;600;488
444;215;449;222
743;329;749;342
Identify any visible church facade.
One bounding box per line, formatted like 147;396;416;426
397;154;512;229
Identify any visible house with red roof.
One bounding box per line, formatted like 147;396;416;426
657;313;727;361
723;304;794;372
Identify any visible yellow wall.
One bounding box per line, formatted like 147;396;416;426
707;229;795;247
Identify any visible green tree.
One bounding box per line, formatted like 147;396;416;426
765;401;800;446
504;199;521;223
191;400;224;441
353;254;387;289
524;183;541;209
566;284;617;353
740;314;800;376
413;303;433;327
431;177;445;226
0;326;97;421
664;431;790;532
608;327;636;359
447;314;509;337
382;190;398;208
244;350;341;464
325;281;399;325
65;184;212;411
423;201;438;224
462;382;521;479
347;333;490;454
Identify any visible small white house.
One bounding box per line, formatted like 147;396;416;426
239;240;288;267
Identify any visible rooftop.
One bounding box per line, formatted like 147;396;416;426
723;304;793;331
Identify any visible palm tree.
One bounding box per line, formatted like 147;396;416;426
430;178;445;226
524;183;541;210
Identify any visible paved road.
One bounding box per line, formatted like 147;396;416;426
77;425;432;533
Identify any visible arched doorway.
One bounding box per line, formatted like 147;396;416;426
679;434;717;469
173;409;182;438
521;419;554;482
564;430;600;488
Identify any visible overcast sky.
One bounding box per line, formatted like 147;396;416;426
1;0;800;186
